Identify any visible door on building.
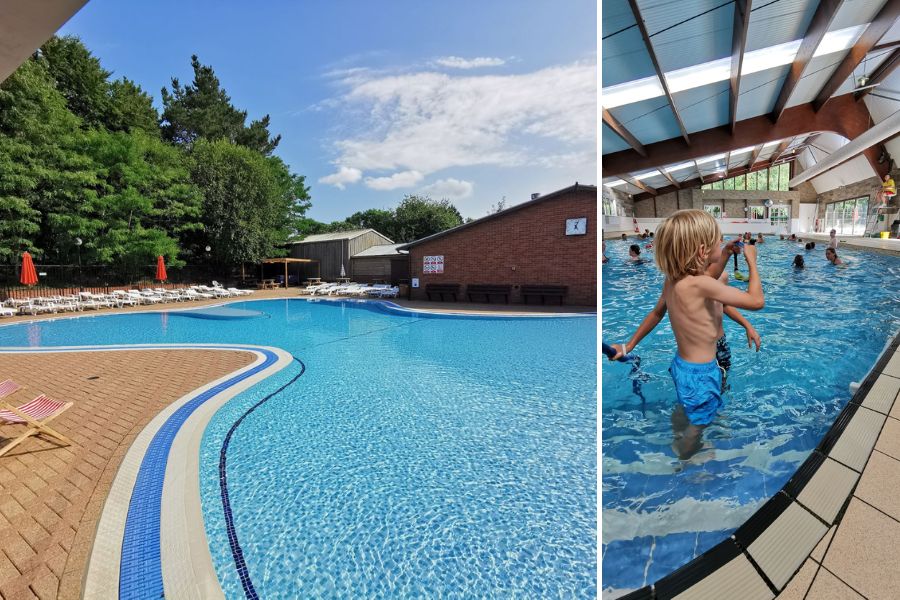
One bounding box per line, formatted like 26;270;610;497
798;204;816;233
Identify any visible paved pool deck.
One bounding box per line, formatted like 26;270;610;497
0;291;594;598
0;349;254;600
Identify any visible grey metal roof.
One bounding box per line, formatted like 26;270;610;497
351;243;407;258
289;229;390;244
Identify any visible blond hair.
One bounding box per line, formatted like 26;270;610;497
654;209;721;280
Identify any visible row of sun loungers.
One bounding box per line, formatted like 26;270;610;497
0;284;254;317
302;282;400;298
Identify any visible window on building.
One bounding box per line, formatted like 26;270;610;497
704;204;722;218
824;197;869;235
700;163;791;192
750;206;766;220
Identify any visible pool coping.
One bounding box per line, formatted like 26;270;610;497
0;344;293;600
617;328;900;600
0;300;595;598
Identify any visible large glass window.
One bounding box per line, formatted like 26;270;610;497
701;163;791;191
750;205;766;219
824;197;869;235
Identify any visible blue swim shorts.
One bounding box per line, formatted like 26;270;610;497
668;354;723;426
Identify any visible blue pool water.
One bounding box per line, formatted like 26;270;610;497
602;238;900;597
0;300;597;598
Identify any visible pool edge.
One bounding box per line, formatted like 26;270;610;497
616;328;900;600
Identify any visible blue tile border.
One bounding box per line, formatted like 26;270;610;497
218;356;307;600
115;345;279;600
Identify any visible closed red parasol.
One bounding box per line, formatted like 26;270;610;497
155;255;167;281
19;252;38;286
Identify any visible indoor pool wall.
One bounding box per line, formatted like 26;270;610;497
601;238;900;597
0;299;597;598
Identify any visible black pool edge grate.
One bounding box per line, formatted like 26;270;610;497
612;327;900;600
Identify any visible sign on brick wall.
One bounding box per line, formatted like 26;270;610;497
423;255;444;274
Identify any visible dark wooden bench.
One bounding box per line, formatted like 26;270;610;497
521;285;568;305
425;283;461;301
466;284;512;303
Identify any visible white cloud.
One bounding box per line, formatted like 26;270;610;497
318;166;362;189
418;178;474;199
322;61;597;178
434;56;506;69
364;170;424;190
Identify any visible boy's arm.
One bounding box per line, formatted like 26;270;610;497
694;245;764;310
610;294;667;360
723;305;761;351
707;238;741;280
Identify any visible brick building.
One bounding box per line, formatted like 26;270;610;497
399;183;597;306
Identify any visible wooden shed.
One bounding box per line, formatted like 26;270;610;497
350;243;409;284
288;229;393;280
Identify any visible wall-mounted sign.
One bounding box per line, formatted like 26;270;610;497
423;255;444;274
565;217;587;236
412;278;420;288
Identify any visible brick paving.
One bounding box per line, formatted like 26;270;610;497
0;349;254;600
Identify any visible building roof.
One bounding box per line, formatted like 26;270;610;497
351;243;407;258
288;229;394;244
397;183;597;250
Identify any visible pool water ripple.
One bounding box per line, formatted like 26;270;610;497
602;238;900;597
0;300;596;598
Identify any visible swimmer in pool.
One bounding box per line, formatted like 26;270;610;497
602;241;609;263
610;211;765;460
826;247;844;265
793;255;805;268
621;233;628;241
629;244;643;261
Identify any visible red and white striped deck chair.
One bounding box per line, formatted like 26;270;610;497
0;380;22;399
0;395;73;458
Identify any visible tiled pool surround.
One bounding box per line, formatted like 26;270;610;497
616;329;900;600
0;297;594;598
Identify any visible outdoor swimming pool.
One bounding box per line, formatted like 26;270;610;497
0;300;597;598
602;238;900;597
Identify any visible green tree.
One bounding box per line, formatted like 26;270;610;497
40;36;111;128
107;78;159;134
161;55;280;154
0;57;96;261
52;129;199;277
345;208;397;239
392;195;464;242
190;139;304;266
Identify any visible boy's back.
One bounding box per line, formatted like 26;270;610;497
664;275;723;363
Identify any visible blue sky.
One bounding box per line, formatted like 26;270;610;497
60;0;597;222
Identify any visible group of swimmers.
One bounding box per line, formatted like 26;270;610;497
790;229;844;268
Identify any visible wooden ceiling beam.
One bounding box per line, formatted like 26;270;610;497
603;94;876;176
724;151;732;177
632;157;797;201
730;0;752;133
771;0;844;122
603;109;647;157
855;48;900;101
813;0;900;111
621;174;657;196
693;159;707;184
747;143;765;169
658;166;680;188
627;0;691;145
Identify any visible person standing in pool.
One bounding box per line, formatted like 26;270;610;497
602;241;609;264
628;244;643;261
793;255;805;268
610;210;765;460
829;229;838;249
826;247;844;265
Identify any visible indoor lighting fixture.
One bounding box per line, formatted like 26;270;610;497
602;25;867;109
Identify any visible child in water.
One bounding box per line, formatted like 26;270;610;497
610;210;765;459
629;244;643;261
826;247;843;265
793;255;805;268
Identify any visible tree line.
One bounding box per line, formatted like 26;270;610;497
0;36;466;280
